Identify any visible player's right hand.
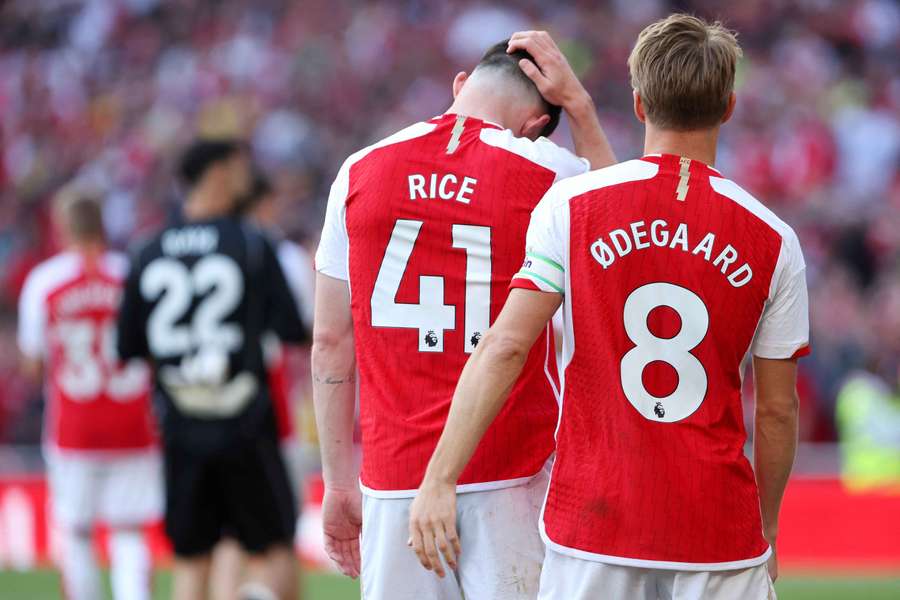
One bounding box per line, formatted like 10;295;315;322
322;487;363;578
408;479;462;578
508;31;591;112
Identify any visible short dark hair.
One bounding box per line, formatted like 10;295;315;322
235;168;274;216
476;40;561;137
178;139;245;187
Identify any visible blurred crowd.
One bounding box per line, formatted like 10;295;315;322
0;0;898;447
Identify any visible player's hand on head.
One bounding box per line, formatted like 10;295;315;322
407;480;461;578
321;487;363;578
508;30;589;110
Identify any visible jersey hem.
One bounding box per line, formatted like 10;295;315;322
540;521;772;571
315;264;349;281
360;472;539;499
43;443;159;459
752;340;810;360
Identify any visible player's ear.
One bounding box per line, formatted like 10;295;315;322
452;72;468;99
521;113;551;140
633;90;647;124
721;92;737;124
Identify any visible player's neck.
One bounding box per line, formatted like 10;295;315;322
70;240;105;262
183;187;229;222
445;95;515;132
643;125;720;167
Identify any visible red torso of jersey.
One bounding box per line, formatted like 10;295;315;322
332;114;588;493
31;253;156;451
513;155;809;568
265;339;295;441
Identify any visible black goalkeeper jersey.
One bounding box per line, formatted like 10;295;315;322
117;216;306;452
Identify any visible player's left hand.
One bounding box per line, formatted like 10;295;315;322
408;479;462;578
508;31;590;111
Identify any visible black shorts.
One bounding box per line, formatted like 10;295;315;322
163;435;296;557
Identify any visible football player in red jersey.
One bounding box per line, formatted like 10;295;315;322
412;15;809;600
313;33;615;599
18;187;160;600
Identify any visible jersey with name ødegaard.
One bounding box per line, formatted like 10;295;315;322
18;251;156;452
117;217;306;453
511;154;810;569
316;113;590;496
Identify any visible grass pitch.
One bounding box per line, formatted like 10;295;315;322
0;569;898;598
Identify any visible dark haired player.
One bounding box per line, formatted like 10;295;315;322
209;170;315;600
313;33;615;599
117;140;306;600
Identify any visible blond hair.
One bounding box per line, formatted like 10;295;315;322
54;183;105;242
628;14;742;130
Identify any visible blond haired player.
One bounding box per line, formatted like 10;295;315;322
411;15;809;600
18;187;161;600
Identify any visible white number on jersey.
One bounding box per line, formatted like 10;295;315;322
620;282;709;422
371;219;491;353
55;319;148;401
141;254;244;358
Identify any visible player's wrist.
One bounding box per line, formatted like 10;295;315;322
562;88;595;119
421;466;459;488
323;478;359;494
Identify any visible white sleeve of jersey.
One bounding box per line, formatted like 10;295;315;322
511;185;568;295
314;161;351;281
751;230;810;359
479;128;590;183
18;269;48;360
533;136;591;182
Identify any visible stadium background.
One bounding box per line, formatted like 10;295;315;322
0;0;897;598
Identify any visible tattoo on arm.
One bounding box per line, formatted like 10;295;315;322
314;373;355;385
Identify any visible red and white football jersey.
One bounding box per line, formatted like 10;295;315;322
316;113;590;496
18;251;155;452
511;154;810;569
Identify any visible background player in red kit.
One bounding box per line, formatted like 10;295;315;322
411;14;810;600
313;33;615;599
18;187;160;600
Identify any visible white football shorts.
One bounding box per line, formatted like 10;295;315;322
45;447;163;530
538;548;777;600
361;467;550;600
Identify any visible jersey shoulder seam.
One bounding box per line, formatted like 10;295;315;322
344;121;438;173
478;128;581;175
552;158;659;204
709;176;798;242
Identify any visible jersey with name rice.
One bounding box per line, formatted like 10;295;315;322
116;217;306;452
511;154;810;569
17;251;155;452
315;113;590;495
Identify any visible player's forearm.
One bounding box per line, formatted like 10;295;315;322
421;331;529;486
753;392;799;543
566;92;616;170
312;334;358;491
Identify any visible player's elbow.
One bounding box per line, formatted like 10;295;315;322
479;329;530;368
756;391;799;425
312;324;354;363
